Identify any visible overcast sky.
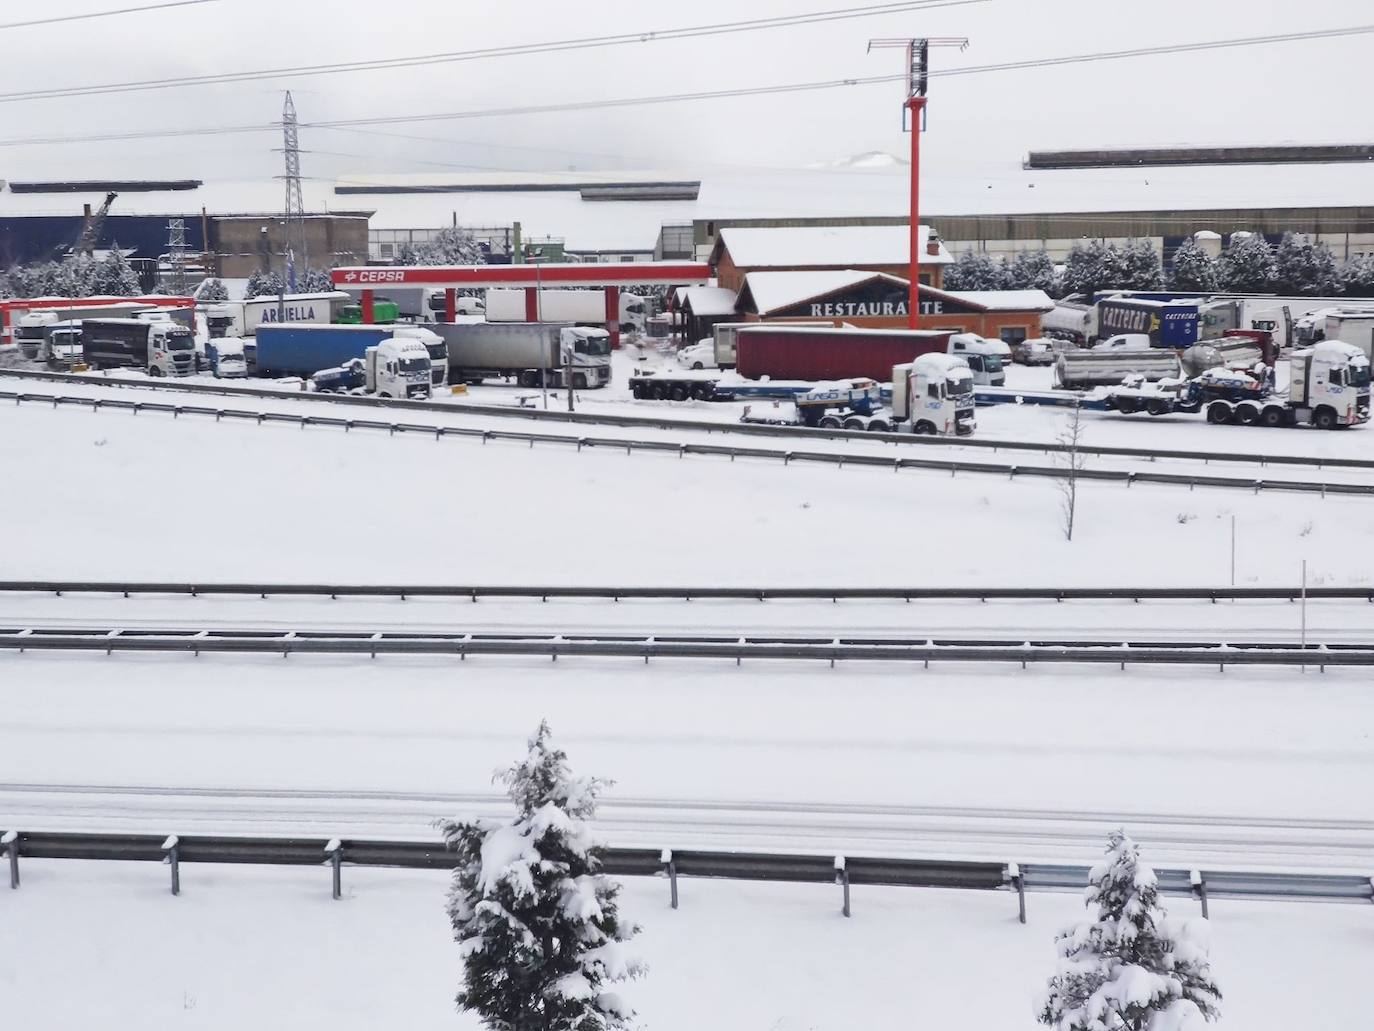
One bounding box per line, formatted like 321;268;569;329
3;0;1369;185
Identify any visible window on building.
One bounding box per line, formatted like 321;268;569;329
380;243;394;258
999;327;1028;345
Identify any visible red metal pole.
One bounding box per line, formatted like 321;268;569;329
444;288;457;323
604;285;620;350
524;287;539;322
907;96;926;330
362;289;375;325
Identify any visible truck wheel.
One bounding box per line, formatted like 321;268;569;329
867;419;891;433
669;384;689;402
818;415;843;429
1146;399;1171;416
1261;406;1286;428
690;384;712;401
691;362;704;370
1314;407;1338;430
1236;403;1260;425
1115;397;1139;414
651;383;669;400
914;420;937;435
1206;402;1232;424
148;366;162;378
518;371;538;388
573;374;588;390
842;417;866;431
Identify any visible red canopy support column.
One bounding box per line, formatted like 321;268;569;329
444;288;457;323
604;286;620;350
362;289;375;325
525;288;539;322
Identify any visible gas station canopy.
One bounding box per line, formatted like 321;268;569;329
331;262;711;290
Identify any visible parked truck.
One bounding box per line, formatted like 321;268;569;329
484;289;648;335
40;320;84;370
81;318;197;376
435;321;612;389
947;333;1010;386
335;298;401;326
1326;311;1374;356
253;323;447;386
1054;336;1183;389
712;322;753;369
364;339;434;399
202;292;351;339
734;325;953;382
1095;296;1239;348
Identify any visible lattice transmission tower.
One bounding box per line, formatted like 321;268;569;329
279;90;308;289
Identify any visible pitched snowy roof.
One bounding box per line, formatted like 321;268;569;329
716;225;952;269
676;286;738;317
928;288;1057;313
740;270;908;316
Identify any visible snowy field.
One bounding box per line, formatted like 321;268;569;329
1;398;1371;586
0;860;1368;1030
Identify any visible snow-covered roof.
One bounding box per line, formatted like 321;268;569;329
717;225;951;269
676;286;738;317
929;288;1057;313
741;270;907;316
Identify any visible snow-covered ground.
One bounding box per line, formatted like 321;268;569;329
1;860;1368;1030
2;398;1371;586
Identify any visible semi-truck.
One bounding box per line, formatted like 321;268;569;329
734;325;953;382
947;333;1010;386
364;339;434;399
435;321;612;389
253;324;448;386
1326;311;1374;356
484;289;648;335
40;320;84;370
81;318;197;376
1054;337;1183;389
202;292;351;338
711;322;753;368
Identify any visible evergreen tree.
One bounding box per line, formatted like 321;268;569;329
1120;239;1164;290
197;278;231;302
1168;238;1219;293
1040;831;1221;1031
400;225;486;266
93;247;140;296
1060;240;1117;298
244;269;288;299
1008;248;1059;294
1217;233;1276;293
441;722;642;1031
1272;232;1338;296
300;266;335;294
1340;253;1374;298
945;249;1008;291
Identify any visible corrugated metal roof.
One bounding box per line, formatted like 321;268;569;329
718;225;952;269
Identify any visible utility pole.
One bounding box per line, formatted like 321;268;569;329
166;217;189;295
278;91;307;291
868;37;967;329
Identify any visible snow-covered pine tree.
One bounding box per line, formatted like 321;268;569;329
400;225;486;266
1168;238;1219;293
1060;240;1115;297
1008;248;1059;294
244;269;288;299
1340;253;1374;298
441;722;642;1031
1218;233;1275;293
197;278;231;302
1039;830;1221;1031
945;249;1007;291
93;247;140;296
300;267;334;294
1121;239;1164;290
1272;232;1338;296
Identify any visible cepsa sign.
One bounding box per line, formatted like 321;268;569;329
337;269;410;285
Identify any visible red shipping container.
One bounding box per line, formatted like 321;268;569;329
735;325;952;381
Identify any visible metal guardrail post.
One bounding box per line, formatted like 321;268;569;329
1007;862;1026;924
1191;869;1209;918
3;830;18;889
835;856;850;918
163;835;180;896
662;849;678;910
326;838;343;900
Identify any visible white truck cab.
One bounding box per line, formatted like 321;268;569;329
1287;340;1371;429
15;312;58;359
892;352;976;436
206;336;248;378
560;326;612;388
41;320;83;369
390;325;448;388
365;338;433;399
947;333;1009;386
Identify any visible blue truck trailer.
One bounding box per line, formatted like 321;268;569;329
253;323;447;384
1095;296;1239;348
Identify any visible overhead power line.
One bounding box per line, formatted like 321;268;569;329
0;0;985;104
0;0;217;31
0;23;1368;151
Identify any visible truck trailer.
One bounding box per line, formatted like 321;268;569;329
733;325;953;382
435;321;612;389
253;323;447;385
484;289;648;335
1095;296;1239;348
81;318;197;376
202;292;351;338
